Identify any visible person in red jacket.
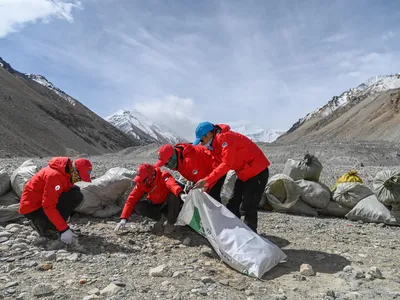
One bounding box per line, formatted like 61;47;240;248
114;163;185;234
193;121;270;233
154;143;226;202
19;157;92;244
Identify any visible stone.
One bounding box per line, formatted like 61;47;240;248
354;271;365;279
88;288;100;295
182;238;191;246
201;276;214;284
0;231;12;238
10;243;28;250
300;264;315;276
219;279;229;286
83;296;100;300
343;265;354;272
172;271;185;278
66;253;80;262
245;290;255;296
41;251;57;261
368;267;383;279
32;284;54;297
100;283;122;296
38;262;53;271
326;290;336;297
5;282;18;288
5;224;20;230
149;264;171;277
0;237;9;243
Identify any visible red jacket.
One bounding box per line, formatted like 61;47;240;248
120;168;183;220
19;157;73;232
204;124;270;186
173;143;218;189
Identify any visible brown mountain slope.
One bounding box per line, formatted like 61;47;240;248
0;65;148;158
277;88;400;144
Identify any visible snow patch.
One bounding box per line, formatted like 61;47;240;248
25;74;77;106
296;73;400;126
106;110;186;144
229;120;284;143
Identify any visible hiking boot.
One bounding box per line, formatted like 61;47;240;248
29;220;59;240
163;223;175;234
151;215;167;233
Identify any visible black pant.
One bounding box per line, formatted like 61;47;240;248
227;168;269;233
135;193;182;224
24;185;83;233
208;174;227;203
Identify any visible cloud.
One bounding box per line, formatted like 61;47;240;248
134;95;201;141
0;0;82;38
382;31;395;41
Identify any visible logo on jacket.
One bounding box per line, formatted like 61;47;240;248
55;185;60;191
222;142;228;147
164;177;169;181
193;170;198;175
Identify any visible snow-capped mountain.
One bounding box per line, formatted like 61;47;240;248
229;121;284;143
288;73;400;133
25;74;77;106
106;110;187;144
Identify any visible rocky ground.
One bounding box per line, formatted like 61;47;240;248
0;142;399;300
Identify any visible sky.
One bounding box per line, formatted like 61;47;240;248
1;0;400;140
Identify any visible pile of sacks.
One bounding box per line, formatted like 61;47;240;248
261;154;400;226
0;160;138;223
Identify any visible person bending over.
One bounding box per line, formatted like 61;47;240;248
193;121;270;233
114;163;186;234
19;157;92;244
154;143;226;202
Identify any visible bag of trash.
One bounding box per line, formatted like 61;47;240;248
373;170;400;205
331;170;363;191
177;189;287;278
283;154;323;182
318;201;351;217
283;159;305;181
0;204;22;223
296;180;331;209
0;191;21;222
0;169;11;197
221;170;237;205
75;167;134;217
10;160;39;197
302;154;323;182
345;195;399;225
264;174;302;211
332;182;374;209
287;199;318;217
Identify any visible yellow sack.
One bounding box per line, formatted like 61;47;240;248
331;170;363;191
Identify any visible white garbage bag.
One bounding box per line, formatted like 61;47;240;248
332;182;374;209
373;170;400;205
345;195;399;225
75;167;135;217
10;160;39;197
264;174;302;211
318;201;351;217
177;189;287;278
220;170;237;205
0;169;11;197
296;180;331;209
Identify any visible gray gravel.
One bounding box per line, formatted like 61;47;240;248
0;142;399;300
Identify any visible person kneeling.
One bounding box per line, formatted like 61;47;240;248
114;163;186;234
19;157;92;244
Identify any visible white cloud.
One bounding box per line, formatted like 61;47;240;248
0;0;82;38
134;95;201;141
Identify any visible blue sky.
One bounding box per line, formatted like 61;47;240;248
1;0;400;139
